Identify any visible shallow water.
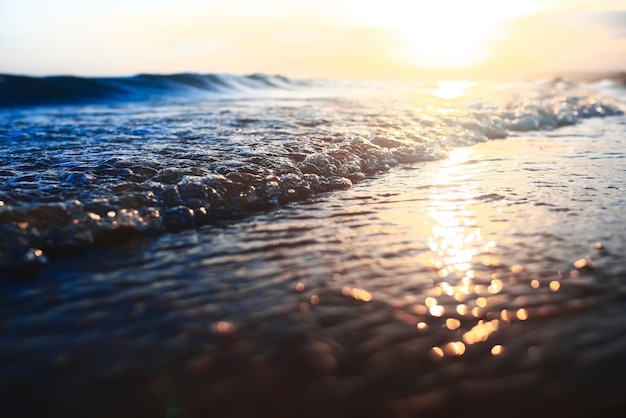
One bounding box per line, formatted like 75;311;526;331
1;79;626;417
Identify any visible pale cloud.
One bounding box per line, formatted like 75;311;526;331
579;10;626;38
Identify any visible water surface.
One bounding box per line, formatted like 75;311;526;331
1;76;625;417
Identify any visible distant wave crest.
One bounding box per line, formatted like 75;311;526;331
0;72;306;107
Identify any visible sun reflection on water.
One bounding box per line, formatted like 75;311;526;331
363;142;578;362
417;146;513;355
433;80;477;100
425;149;493;302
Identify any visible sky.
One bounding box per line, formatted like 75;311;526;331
1;0;625;80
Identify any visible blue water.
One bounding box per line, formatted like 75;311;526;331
1;73;625;418
0;73;316;107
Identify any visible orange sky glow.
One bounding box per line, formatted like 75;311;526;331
1;0;624;80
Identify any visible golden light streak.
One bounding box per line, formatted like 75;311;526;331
444;341;466;356
87;212;101;221
446;318;461;330
488;279;503;294
511;265;524;273
433;81;476;99
429;305;445;317
481;256;501;266
457;304;469;315
462;319;500;345
441;282;454;296
574;258;588;269
431;346;444;359
352;288;373;302
549;281;561;292
500;309;510;321
491;345;504;355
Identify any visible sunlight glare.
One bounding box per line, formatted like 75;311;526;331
346;0;546;68
433;80;477;99
447;147;473;164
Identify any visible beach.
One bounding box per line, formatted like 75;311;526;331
1;76;625;417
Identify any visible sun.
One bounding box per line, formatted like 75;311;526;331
337;0;546;70
392;15;496;68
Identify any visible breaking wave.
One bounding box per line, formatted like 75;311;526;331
0;76;624;269
0;72;310;108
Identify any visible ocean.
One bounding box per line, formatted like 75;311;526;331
1;73;625;417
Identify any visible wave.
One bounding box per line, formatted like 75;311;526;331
1;77;625;270
0;72;307;108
